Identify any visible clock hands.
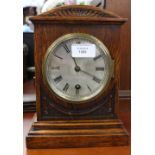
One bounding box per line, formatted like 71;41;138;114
72;57;78;67
80;69;101;83
62;43;79;68
80;70;93;77
62;43;101;84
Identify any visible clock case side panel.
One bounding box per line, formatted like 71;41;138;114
33;24;42;120
33;23;59;121
33;22;122;121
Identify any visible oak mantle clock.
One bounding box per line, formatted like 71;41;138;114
26;5;128;148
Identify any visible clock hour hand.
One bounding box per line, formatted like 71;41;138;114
72;57;78;67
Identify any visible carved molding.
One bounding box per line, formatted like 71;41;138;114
40;87;115;119
44;6;114;18
23;89;131;113
31;5;127;24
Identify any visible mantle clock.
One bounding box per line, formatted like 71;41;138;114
26;5;128;148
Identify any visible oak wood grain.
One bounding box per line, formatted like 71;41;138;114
107;0;131;90
26;5;128;148
24;112;130;154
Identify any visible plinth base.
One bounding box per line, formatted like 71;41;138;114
26;116;128;149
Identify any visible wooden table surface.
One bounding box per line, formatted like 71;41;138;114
23;112;130;155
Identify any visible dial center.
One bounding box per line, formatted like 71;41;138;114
74;66;81;72
75;84;81;89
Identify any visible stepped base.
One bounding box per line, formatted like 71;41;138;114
26;116;128;149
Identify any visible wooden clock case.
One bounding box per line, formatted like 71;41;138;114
26;5;128;149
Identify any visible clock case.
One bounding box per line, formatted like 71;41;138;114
26;5;128;148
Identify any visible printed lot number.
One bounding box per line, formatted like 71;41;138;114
71;44;96;58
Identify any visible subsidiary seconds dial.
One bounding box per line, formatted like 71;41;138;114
43;33;113;102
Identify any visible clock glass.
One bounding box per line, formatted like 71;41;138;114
43;33;113;102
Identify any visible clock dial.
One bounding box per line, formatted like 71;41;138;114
43;33;113;102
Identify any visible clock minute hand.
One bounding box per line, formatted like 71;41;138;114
80;70;94;78
80;69;101;84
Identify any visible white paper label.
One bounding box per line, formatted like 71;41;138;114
71;44;96;58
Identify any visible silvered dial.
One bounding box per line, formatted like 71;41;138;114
43;33;113;102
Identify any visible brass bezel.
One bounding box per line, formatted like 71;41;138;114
42;33;113;103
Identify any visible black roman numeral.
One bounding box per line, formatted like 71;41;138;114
62;44;70;53
53;53;63;59
63;83;69;92
93;76;101;83
76;89;79;95
51;66;60;70
93;54;103;61
54;75;62;83
87;85;92;92
96;67;104;71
